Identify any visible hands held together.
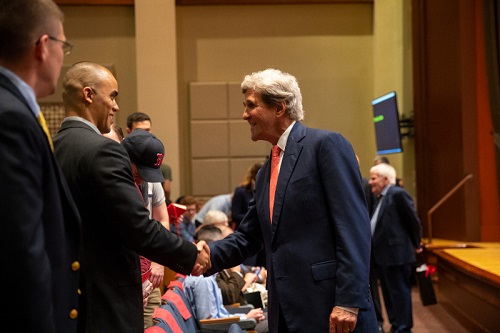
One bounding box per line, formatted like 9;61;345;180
191;240;211;276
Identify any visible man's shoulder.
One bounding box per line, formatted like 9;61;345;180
386;186;413;202
298;125;347;143
56;122;126;152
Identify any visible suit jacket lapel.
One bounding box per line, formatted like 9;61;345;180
271;122;305;235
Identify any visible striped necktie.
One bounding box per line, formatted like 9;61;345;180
37;112;54;152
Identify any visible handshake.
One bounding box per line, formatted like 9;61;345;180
190;240;211;276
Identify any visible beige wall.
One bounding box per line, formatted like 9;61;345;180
52;2;414;201
175;4;376;197
373;0;415;199
59;5;137;130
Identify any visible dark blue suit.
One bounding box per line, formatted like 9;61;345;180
371;185;422;333
0;73;82;332
207;122;378;333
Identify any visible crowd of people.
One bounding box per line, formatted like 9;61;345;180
1;1;423;332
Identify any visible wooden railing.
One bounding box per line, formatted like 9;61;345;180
426;174;473;244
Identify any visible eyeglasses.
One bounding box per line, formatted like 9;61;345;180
37;35;73;55
48;35;73;55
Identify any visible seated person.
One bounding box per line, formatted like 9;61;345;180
170;195;197;242
183;225;268;332
217;264;267;307
213;223;267;307
195;209;233;240
195;193;232;225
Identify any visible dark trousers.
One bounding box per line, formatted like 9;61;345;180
377;263;413;333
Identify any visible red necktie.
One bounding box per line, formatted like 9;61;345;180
269;145;281;222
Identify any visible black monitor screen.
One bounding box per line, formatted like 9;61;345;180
371;91;402;155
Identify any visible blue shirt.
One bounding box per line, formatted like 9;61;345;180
183;274;247;320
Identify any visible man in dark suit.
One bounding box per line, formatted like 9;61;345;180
53;61;211;332
205;68;378;333
369;163;422;333
0;1;82;331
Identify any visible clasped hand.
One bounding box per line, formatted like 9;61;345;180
190;240;211;276
329;306;357;333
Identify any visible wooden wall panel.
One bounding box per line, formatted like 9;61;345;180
413;0;480;241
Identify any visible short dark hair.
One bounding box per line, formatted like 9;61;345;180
180;195;197;206
126;112;151;130
196;225;222;244
0;0;64;62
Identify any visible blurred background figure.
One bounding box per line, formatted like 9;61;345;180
171;195;198;242
373;155;404;187
232;162;263;230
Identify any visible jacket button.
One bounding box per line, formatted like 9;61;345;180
71;261;80;271
77;289;81;295
69;309;78;319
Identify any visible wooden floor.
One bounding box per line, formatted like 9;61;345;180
379;285;471;333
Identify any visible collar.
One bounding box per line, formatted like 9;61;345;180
61;116;102;135
276;120;296;152
381;184;392;196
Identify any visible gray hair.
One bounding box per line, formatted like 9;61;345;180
241;68;304;121
0;0;63;62
203;210;228;226
370;163;396;185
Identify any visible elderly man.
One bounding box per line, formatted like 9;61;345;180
369;163;422;333
0;0;81;331
205;69;378;333
53;61;210;332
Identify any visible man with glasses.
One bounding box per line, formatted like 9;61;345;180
44;35;74;55
0;0;81;332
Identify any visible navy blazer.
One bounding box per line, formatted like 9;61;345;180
0;73;82;332
207;122;378;333
54;120;198;332
371;186;422;266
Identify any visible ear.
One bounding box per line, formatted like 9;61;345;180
34;35;49;62
83;87;93;104
275;101;286;117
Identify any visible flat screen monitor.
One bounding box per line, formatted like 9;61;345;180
371;91;403;155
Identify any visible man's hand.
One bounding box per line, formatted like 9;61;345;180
246;308;265;323
148;262;164;289
329;306;357;333
190;240;211;276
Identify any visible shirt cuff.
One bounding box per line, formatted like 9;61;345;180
337;306;359;315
